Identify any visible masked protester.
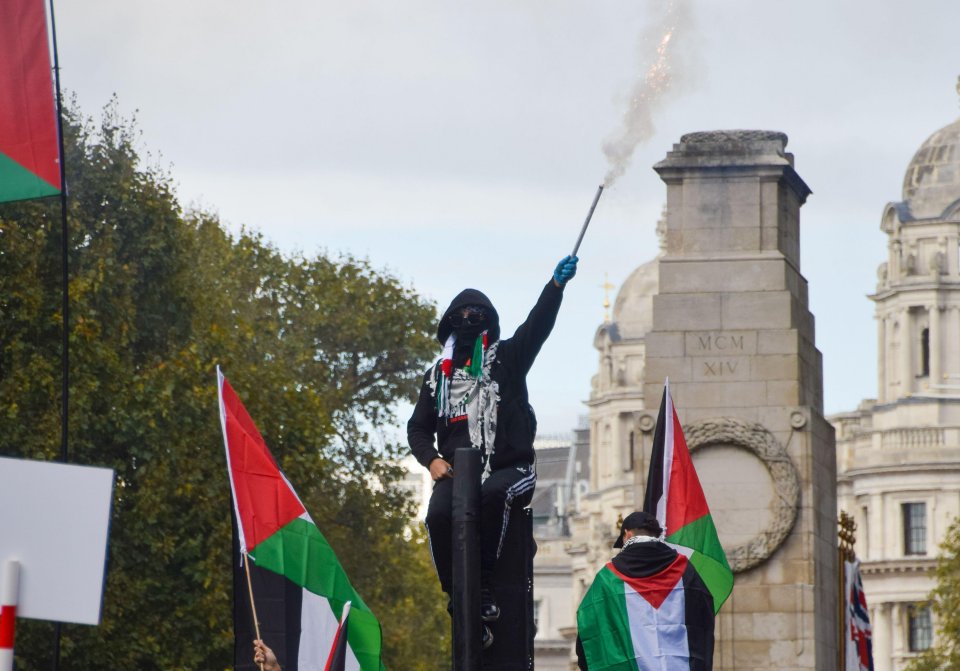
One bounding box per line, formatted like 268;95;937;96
407;255;578;648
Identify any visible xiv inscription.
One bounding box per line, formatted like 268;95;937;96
703;360;740;376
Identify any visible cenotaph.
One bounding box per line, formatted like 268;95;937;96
643;131;838;670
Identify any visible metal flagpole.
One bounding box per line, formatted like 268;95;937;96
46;0;70;668
837;511;857;671
49;0;69;465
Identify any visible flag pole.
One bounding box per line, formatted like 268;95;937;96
244;555;265;671
48;0;70;467
837;511;857;671
46;1;71;668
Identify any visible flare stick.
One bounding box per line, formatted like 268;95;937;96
571;184;604;257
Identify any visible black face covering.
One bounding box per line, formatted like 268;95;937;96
452;324;485;366
437;288;500;347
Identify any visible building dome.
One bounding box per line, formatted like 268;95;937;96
611;255;660;339
902;115;960;220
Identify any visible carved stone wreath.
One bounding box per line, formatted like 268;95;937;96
683;417;800;573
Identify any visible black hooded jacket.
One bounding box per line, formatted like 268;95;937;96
576;541;715;671
407;279;564;471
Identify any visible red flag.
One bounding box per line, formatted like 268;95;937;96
0;0;62;203
218;370;305;554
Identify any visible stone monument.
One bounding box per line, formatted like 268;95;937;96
642;131;839;670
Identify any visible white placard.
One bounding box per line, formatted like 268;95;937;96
0;457;114;625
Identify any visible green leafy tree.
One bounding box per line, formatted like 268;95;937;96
904;517;960;671
0;99;449;670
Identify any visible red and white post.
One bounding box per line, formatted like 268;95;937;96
0;560;20;671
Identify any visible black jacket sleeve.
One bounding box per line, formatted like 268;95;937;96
575;635;588;671
501;279;564;374
406;369;440;468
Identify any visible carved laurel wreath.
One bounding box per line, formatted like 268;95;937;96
683;417;800;573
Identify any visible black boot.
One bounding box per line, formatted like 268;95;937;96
481;624;494;650
480;588;500;622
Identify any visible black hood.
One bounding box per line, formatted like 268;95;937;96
612;540;678;578
437;288;500;344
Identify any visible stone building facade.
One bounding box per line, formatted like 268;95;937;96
832;106;960;671
530;432;590;671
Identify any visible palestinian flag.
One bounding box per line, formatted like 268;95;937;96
576;543;715;671
218;368;385;671
324;602;351;671
0;0;62;203
643;381;733;613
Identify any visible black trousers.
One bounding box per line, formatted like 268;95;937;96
424;464;536;594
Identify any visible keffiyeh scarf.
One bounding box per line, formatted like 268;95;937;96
429;331;500;477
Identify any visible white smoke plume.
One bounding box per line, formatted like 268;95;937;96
603;0;693;187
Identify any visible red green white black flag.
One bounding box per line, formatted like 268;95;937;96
642;380;733;613
217;367;385;671
0;0;61;203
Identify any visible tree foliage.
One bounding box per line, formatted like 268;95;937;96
904;517;960;671
0;98;449;670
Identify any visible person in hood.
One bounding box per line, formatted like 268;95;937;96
407;255;579;645
575;512;715;671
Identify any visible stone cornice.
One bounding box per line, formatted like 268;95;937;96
870;396;960;411
659;250;794;263
860;558;936;575
871;280;960;301
581;482;636;498
841;461;960;478
585;391;645;407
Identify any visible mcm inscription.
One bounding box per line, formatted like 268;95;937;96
686;331;756;380
686;331;757;355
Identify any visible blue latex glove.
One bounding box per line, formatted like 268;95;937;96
553;255;578;286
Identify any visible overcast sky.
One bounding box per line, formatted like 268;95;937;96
55;0;960;435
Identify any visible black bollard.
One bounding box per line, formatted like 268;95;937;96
452;447;482;671
482;508;536;671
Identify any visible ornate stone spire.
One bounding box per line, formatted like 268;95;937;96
601;273;615;323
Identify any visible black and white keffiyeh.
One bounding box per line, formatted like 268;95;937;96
428;333;500;478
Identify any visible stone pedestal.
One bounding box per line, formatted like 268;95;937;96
645;131;838;670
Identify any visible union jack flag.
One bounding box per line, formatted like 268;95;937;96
844;559;874;671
